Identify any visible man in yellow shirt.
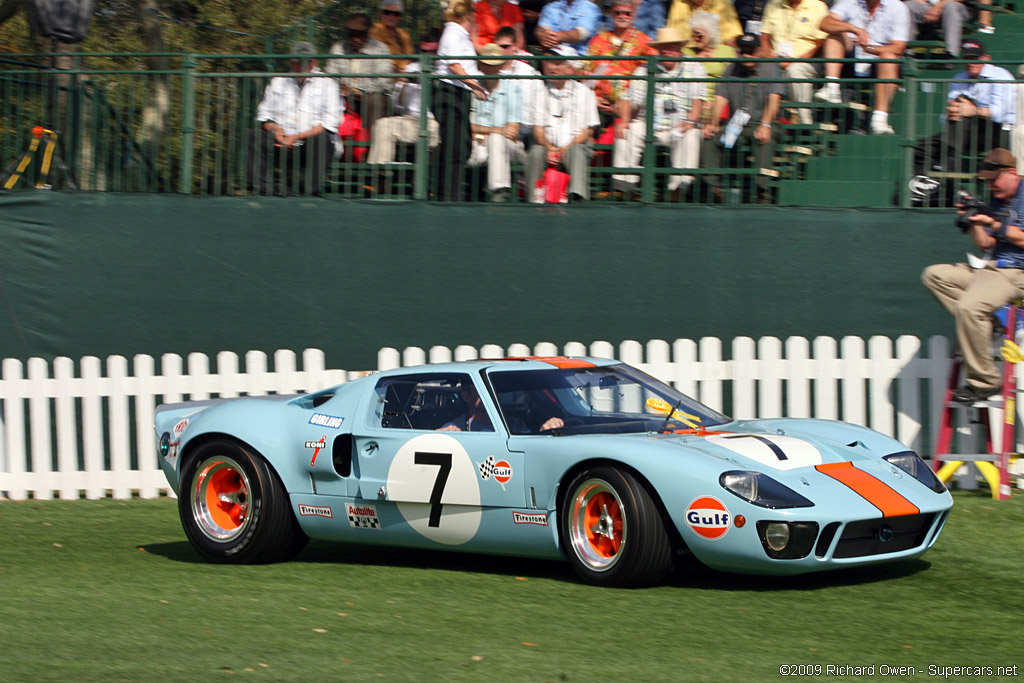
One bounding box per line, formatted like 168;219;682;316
665;0;743;47
759;0;829;124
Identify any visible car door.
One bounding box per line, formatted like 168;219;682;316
353;371;526;546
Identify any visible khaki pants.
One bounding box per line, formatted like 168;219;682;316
612;120;700;192
784;62;817;125
467;134;526;191
922;262;1024;392
366;115;440;165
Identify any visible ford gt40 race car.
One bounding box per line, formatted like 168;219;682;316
154;356;952;587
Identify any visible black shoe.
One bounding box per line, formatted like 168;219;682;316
952;386;999;405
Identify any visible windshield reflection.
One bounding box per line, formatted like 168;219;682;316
487;363;730;435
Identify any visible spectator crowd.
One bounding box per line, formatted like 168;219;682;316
248;0;1018;203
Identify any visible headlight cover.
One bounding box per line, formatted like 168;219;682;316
719;471;814;509
884;451;947;493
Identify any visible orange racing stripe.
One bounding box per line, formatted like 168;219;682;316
815;462;920;517
498;356;596;369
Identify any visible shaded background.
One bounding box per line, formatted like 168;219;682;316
0;193;964;370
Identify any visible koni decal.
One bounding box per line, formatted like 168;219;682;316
305;436;327;466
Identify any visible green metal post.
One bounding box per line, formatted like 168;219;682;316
179;54;197;194
900;58;918;209
641;54;657;203
414;54;432;200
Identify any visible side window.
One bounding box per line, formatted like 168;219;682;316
372;373;494;432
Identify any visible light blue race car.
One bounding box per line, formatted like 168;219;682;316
154;356;953;587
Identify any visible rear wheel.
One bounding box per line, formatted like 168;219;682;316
561;465;672;587
178;439;307;563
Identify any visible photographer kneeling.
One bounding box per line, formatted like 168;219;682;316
922;148;1024;405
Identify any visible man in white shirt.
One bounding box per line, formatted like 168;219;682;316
468;44;526;202
366;30;442;168
248;42;343;196
525;48;600;202
327;13;395;134
813;0;911;135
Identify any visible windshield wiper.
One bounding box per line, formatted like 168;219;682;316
658;399;683;434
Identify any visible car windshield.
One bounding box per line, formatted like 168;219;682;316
487;363;730;435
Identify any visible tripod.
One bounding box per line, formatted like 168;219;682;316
3;125;78;190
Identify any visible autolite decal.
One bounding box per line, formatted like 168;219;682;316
685;496;731;540
347;503;381;529
512;511;548;526
309;413;344;429
298;504;333;518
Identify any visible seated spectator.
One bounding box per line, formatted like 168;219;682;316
634;0;669;39
535;0;603;53
521;0;555;48
468;44;527;201
578;0;655;127
733;0;771;35
686;10;737;116
759;0;829;125
612;27;707;200
327;13;395;134
666;0;743;47
370;0;415;71
813;0;910;135
525;47;601;202
476;0;525;48
702;33;783;203
494;26;542;143
247;42;342;197
366;29;442;170
905;0;968;59
911;40;1016;202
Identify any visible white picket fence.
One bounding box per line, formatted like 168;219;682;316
0;334;1006;502
0;349;353;501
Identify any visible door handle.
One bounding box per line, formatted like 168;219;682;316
363;441;378;455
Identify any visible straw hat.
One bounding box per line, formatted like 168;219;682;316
479;43;509;66
649;27;687;48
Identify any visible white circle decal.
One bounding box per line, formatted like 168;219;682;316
387;433;482;545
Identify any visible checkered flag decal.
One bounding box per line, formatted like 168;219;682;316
348;513;380;529
478;455;496;480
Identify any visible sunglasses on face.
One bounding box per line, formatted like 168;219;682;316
382;9;403;16
346;29;369;38
612;9;633;15
981;162;1014;172
497;43;515;49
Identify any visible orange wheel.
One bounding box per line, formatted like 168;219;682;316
191;455;253;542
561;466;672;587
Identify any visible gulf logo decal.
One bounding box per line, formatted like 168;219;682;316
478;455;513;491
685;496;732;540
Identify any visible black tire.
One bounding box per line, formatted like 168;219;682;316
178;439;308;564
560;465;672;587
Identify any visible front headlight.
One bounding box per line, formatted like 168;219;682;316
884;451;946;493
719;471;814;509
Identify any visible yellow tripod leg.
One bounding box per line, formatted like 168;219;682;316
975;461;1002;499
34;132;57;189
3;137;41;189
936;460;964;484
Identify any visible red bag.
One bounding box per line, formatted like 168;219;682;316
536;167;569;203
338;111;369;162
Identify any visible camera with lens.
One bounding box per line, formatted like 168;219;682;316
955;190;994;232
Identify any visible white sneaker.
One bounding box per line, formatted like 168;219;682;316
979;24;995;34
871;119;895;135
814;85;842;104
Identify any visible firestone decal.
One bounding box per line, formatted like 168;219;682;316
477;455;513;491
309;413;344;429
298;504;333;518
685;496;732;540
347;503;381;529
512;511;548;526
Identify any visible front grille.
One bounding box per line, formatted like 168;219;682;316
832;513;936;559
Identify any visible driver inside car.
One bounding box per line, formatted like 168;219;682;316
438;380;564;433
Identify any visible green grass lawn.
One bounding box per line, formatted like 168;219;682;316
0;492;1021;682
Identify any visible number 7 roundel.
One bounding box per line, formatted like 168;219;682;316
386;433;483;545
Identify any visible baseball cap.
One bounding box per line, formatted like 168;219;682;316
290;41;316;56
961;40;985;59
978;148;1016;179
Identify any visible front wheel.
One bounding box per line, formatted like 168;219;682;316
178;439;307;563
560;465;672;587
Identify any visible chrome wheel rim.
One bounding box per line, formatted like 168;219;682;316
191;455;253;542
568;478;626;571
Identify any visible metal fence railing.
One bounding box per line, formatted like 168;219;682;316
2;53;1021;206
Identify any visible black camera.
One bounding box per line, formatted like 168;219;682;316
955;190;993;232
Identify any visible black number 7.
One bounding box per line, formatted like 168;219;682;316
415;452;453;528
